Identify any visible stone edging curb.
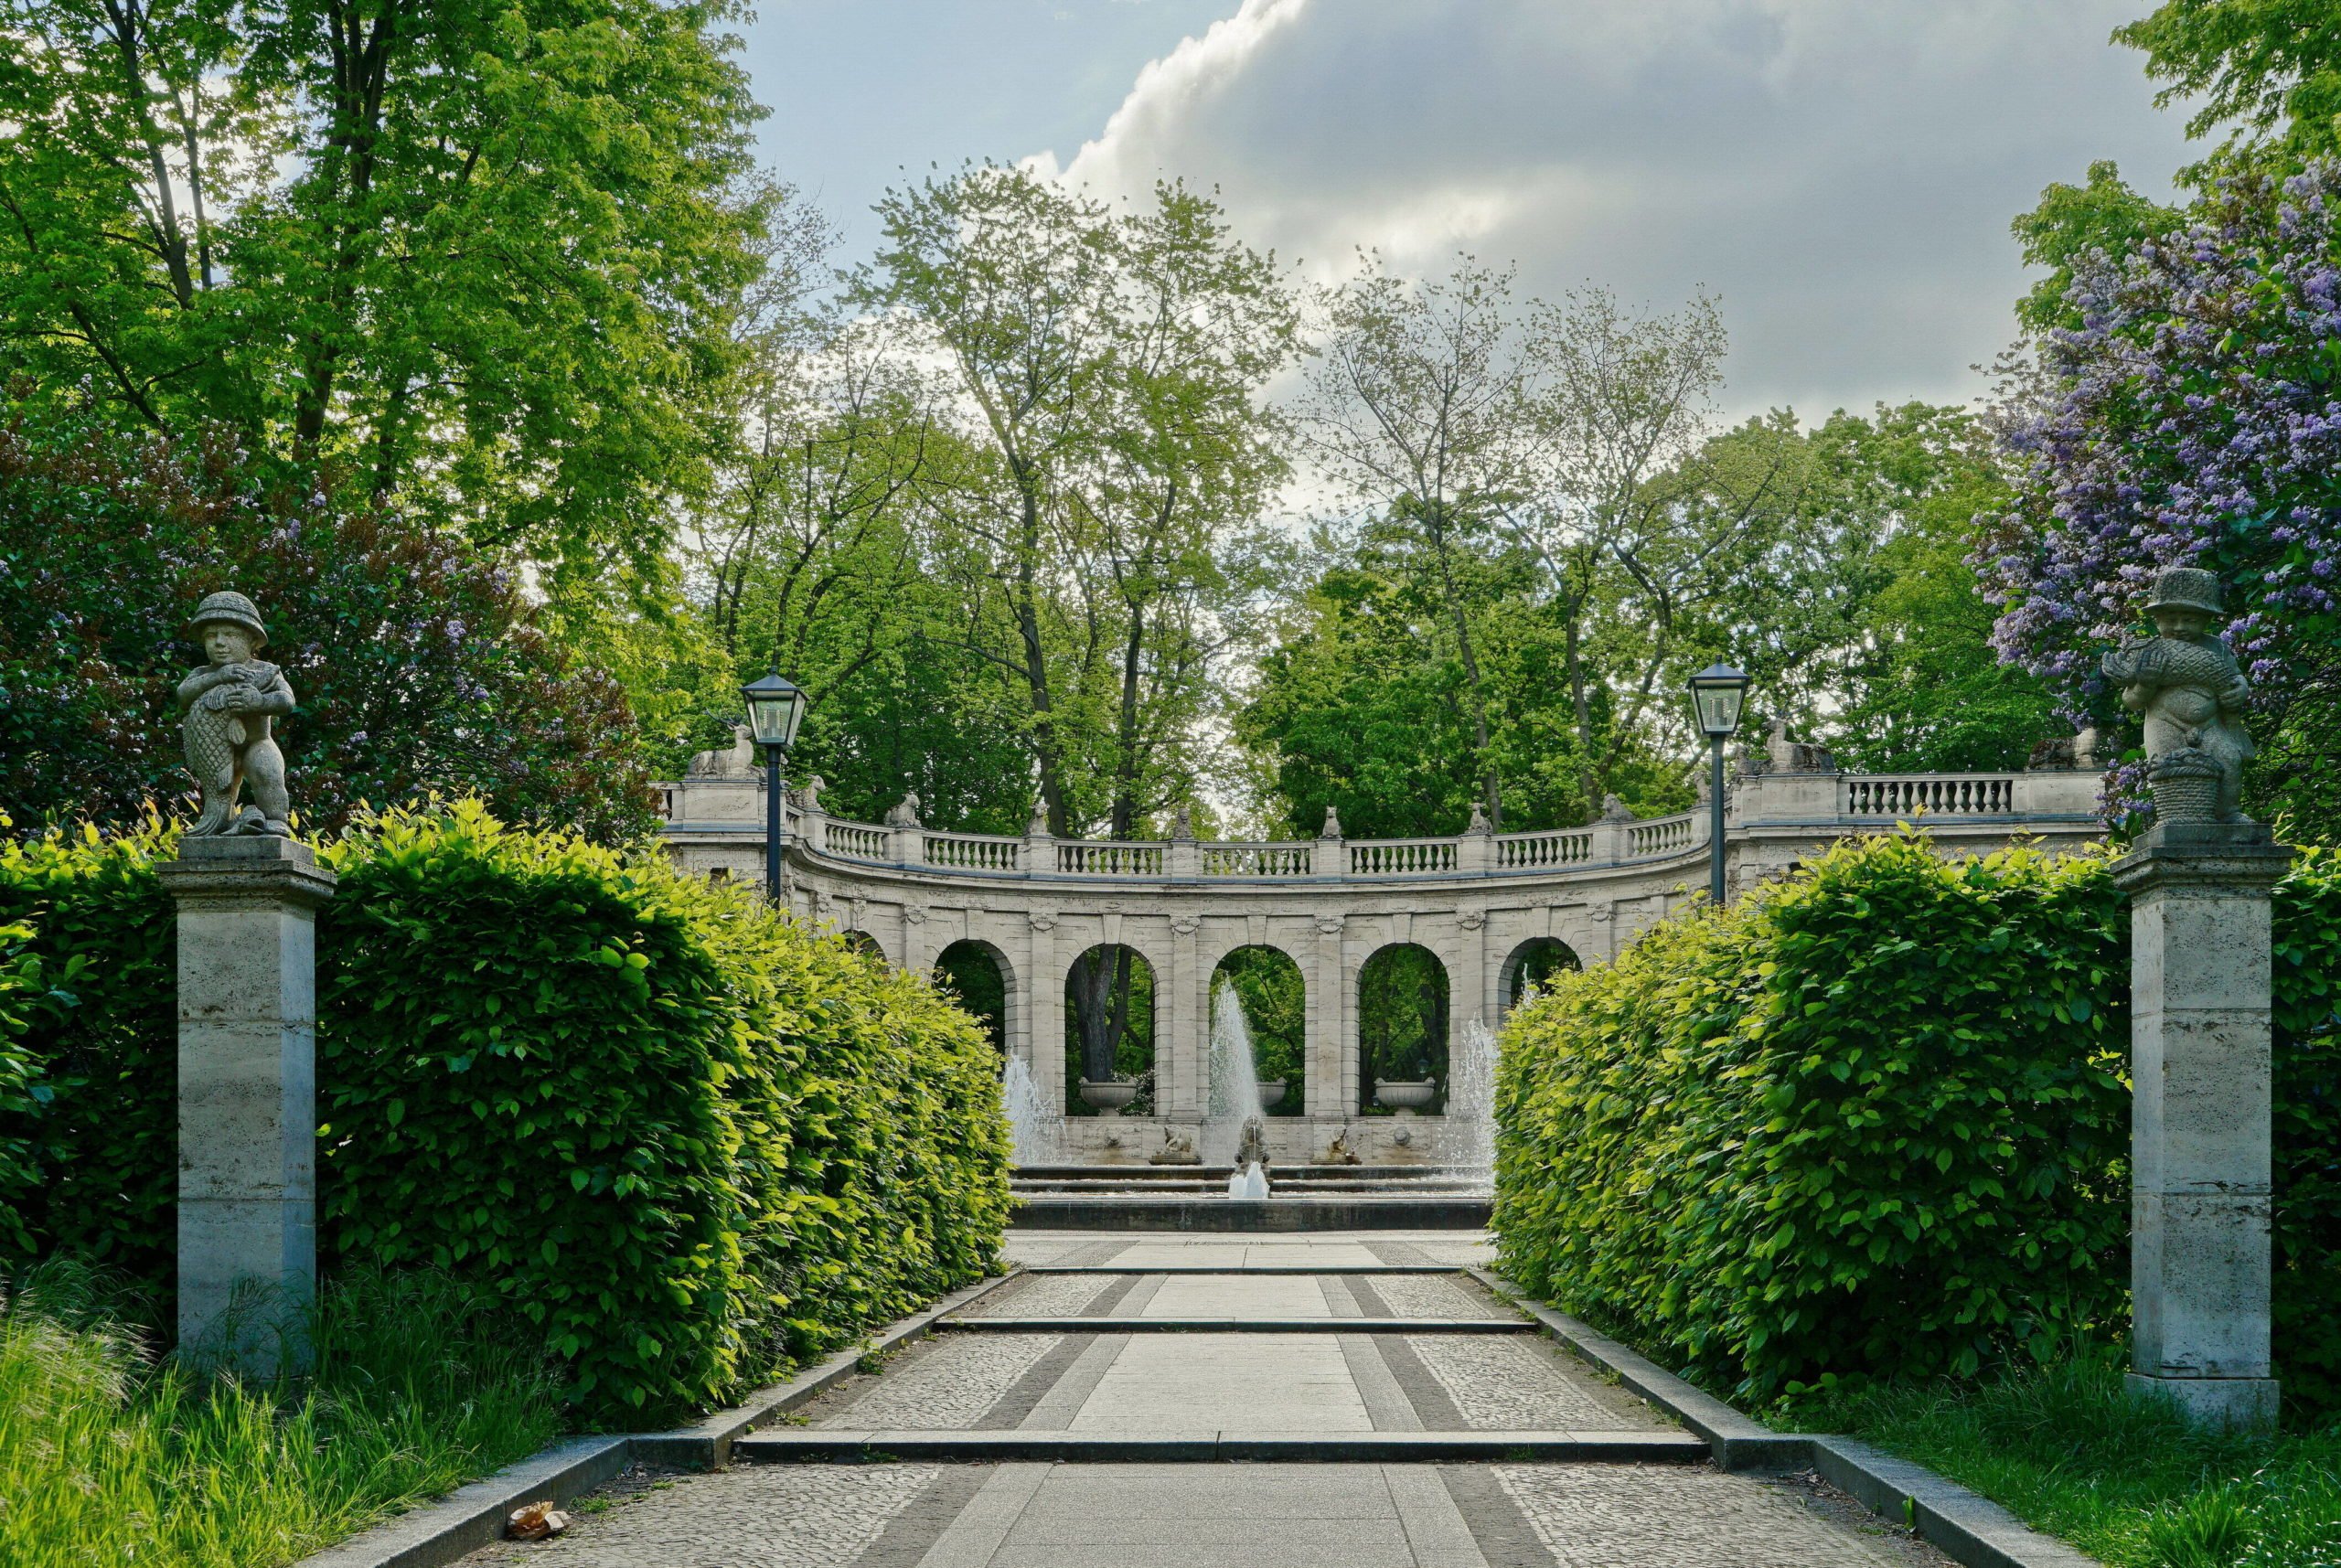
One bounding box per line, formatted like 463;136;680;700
1468;1269;2105;1568
290;1267;1023;1568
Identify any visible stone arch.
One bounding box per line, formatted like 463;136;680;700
839;929;885;960
1357;942;1449;1115
1209;944;1307;1116
1499;936;1581;1015
934;937;1016;1057
1064;944;1156;1116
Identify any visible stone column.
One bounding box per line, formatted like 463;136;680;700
157;836;337;1375
1026;914;1066;1117
2111;821;2292;1429
1165;924;1203;1116
1305;917;1345;1120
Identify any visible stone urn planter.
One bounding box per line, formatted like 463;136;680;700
1077;1078;1139;1113
1257;1079;1287;1110
1374;1080;1437;1111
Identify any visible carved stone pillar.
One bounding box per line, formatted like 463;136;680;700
2113;820;2291;1429
158;836;337;1375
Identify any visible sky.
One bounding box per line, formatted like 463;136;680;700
744;0;2200;421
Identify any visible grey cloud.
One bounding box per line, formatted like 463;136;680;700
1053;0;2199;417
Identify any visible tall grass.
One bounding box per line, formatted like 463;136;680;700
1794;1356;2341;1568
0;1259;563;1568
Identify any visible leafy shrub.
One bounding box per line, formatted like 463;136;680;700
2272;847;2341;1414
1496;829;2341;1415
0;821;177;1289
2;802;1010;1425
1493;832;2133;1402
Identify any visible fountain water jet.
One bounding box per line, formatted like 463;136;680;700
1445;1017;1501;1190
1001;1053;1054;1166
1205;976;1270;1196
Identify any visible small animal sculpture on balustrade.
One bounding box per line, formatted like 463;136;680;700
177;591;295;837
687;724;755;778
2101;567;2254;825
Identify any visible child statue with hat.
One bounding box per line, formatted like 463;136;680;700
176;590;296;837
2100;567;2254;824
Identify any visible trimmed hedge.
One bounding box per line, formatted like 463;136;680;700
0;803;1010;1424
1494;831;2341;1412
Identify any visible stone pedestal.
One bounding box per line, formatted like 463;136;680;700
157;836;337;1374
2111;820;2291;1430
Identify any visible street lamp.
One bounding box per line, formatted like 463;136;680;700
1687;662;1752;906
740;671;809;905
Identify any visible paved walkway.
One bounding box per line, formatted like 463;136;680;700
463;1231;1951;1567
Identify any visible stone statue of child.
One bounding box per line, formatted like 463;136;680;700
2100;566;2255;824
177;591;295;837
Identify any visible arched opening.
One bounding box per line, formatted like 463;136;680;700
934;939;1014;1056
1358;943;1449;1115
1210;945;1306;1115
839;929;884;960
1064;944;1155;1115
1500;937;1581;1013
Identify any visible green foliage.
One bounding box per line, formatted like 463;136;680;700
0;412;655;841
2117;0;2341;158
315;803;1009;1423
0;0;769;586
2;802;1010;1425
1360;944;1449;1102
2272;846;2341;1413
1497;831;2341;1414
1799;1357;2341;1568
1493;833;2134;1402
0;820;177;1290
0;921;42;1257
0;1257;562;1568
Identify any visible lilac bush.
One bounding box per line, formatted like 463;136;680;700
1981;165;2341;833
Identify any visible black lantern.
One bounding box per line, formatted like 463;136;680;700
741;671;809;752
1686;662;1752;904
739;671;808;904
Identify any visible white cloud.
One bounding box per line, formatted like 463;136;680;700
1036;0;2198;419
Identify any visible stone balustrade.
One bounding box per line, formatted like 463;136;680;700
655;764;2104;1166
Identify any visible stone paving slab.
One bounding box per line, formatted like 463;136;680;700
1494;1463;1912;1567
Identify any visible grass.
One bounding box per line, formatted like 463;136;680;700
1790;1354;2341;1568
0;1258;564;1568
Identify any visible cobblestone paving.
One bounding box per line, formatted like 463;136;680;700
957;1272;1113;1317
816;1332;1060;1429
460;1464;942;1567
1409;1334;1658;1430
1492;1464;1905;1567
1370;1272;1513;1319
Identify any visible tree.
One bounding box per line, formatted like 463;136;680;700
0;412;655;840
2116;0;2341;158
1980;164;2341;837
0;0;771;585
851;166;1295;841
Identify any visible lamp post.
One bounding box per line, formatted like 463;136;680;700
1687;662;1751;906
740;671;809;906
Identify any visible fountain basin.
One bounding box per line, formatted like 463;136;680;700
1078;1078;1139;1112
1374;1080;1438;1111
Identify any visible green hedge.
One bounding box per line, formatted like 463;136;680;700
1494;831;2341;1412
0;803;1010;1424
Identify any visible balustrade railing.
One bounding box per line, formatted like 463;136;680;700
1058;841;1166;877
1201;843;1314;877
1627;814;1699;856
664;765;2072;881
824;822;890;860
924;833;1021;872
1496;829;1593;869
1350;838;1458;876
1844;773;2015;817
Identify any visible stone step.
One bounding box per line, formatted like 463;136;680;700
1011;1194;1492;1232
1021;1263;1462;1275
938;1316;1531;1333
732;1429;1711;1464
